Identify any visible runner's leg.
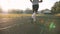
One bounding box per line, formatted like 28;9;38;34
32;4;39;23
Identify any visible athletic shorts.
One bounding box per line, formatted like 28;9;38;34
32;4;39;11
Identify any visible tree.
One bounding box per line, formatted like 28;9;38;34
51;1;60;14
24;8;33;14
0;7;2;13
8;9;23;14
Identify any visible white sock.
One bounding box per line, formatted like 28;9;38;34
32;12;36;21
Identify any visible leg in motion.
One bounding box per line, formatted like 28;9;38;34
32;4;39;23
32;12;36;23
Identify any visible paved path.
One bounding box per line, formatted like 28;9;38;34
0;16;60;34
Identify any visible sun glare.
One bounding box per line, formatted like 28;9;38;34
0;0;59;12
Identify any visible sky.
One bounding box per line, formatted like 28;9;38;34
0;0;59;12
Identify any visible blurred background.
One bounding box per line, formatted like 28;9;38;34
0;0;60;34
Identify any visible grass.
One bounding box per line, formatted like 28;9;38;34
0;14;45;18
0;14;60;18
